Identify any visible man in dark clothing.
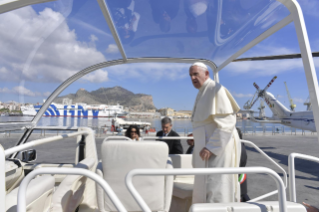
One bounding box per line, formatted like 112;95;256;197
186;133;194;154
156;117;183;154
236;127;250;202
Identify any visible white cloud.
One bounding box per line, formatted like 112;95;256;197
231;92;254;98
83;69;109;83
70;18;112;37
106;63;190;81
43;92;51;97
0;87;9;93
298;0;319;17
0;6;107;83
225;59;302;76
106;44;119;53
90;34;98;42
0;86;51;97
12;86;37;97
293;97;304;103
224;41;319;76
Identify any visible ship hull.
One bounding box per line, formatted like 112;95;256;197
21;104;128;118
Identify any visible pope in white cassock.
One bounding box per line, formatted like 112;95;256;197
189;62;241;204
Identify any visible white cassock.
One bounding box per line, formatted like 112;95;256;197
191;78;241;204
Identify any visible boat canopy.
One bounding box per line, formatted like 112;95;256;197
1;0;319;138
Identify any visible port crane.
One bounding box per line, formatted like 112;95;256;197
304;96;312;111
258;99;266;118
284;82;296;111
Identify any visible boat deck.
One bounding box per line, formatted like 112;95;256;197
1;134;318;208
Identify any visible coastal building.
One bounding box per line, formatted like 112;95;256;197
128;112;160;119
158;108;174;116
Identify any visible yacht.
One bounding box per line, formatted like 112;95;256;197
0;1;318;212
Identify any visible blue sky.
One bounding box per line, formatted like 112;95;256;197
0;0;319;116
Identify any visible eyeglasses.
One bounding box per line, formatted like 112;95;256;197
131;130;137;134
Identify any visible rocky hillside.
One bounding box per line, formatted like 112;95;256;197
54;86;156;111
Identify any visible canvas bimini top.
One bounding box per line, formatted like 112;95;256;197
1;0;319;142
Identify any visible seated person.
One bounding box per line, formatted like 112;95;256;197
156;117;183;154
125;125;141;141
186;133;194;154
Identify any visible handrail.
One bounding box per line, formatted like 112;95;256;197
104;136;132;141
241;139;288;202
17;168;127;212
288;153;319;202
125;167;287;212
142;136;193;140
33;126;79;131
0;145;5;212
142;138;287;201
4;131;89;156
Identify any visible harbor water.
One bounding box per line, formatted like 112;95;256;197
0;116;312;135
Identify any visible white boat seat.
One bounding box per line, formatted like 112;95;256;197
169;154;194;199
6;175;55;212
96;141;174;212
50;157;95;212
169;154;194;212
173;177;194;199
5;160;23;193
189;201;307;212
169;154;193;169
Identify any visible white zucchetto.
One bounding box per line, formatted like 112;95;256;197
190;62;208;70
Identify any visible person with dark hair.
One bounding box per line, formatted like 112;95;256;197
186;133;194;154
156;117;183;154
125;125;141;141
236;127;250;202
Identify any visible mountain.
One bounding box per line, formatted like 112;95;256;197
54;86;156;111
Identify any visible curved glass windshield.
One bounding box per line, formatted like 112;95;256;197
0;0;121;123
0;0;291;126
106;0;290;64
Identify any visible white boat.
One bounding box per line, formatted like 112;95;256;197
21;103;128;118
1;1;319;212
114;117;151;130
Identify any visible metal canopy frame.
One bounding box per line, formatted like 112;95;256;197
1;0;319;143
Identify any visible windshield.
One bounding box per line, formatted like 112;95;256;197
0;0;120;123
106;0;290;64
0;0;291;127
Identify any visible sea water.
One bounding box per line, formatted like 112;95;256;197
0;116;304;134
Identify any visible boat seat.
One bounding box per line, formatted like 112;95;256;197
96;141;174;212
189;201;307;212
49;157;95;212
6;175;55;212
5;159;24;193
169;154;194;212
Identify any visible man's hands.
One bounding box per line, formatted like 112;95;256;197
199;148;213;161
302;202;319;212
